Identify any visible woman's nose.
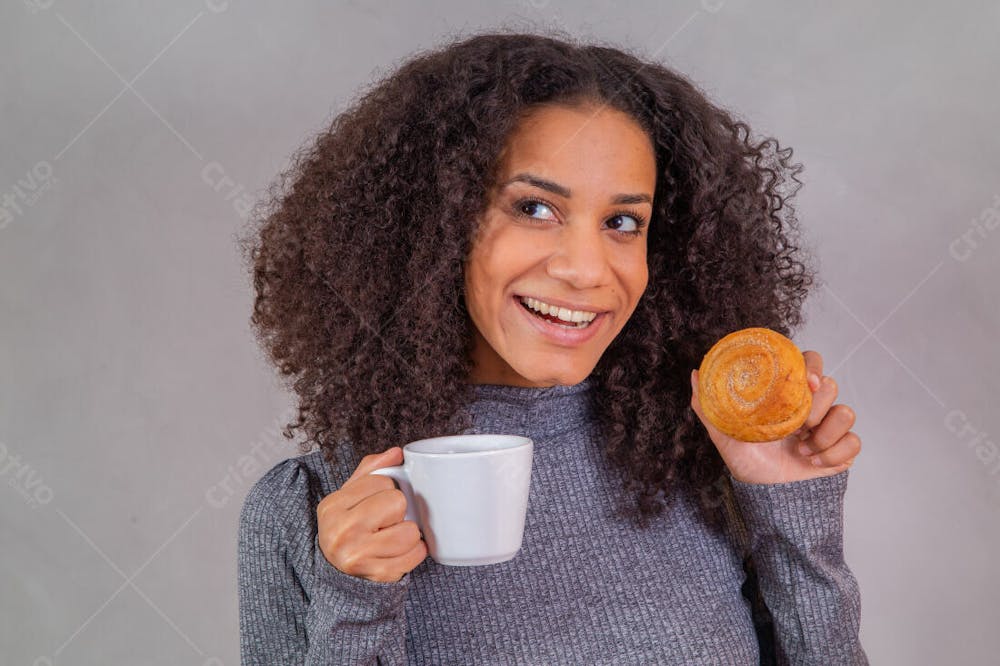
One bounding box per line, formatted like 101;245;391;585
544;223;611;290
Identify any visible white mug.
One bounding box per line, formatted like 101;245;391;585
369;434;533;566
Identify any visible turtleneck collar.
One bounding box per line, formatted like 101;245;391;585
459;375;597;441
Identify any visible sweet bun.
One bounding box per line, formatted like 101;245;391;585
697;327;811;442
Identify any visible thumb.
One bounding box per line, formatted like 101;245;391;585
347;446;403;484
690;369;704;420
689;371;729;447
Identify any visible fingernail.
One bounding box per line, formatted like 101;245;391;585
798;443;810;456
808;373;820;390
811;455;822;466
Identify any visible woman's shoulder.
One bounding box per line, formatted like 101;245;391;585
239;450;337;536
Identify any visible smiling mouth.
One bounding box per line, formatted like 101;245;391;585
516;296;596;329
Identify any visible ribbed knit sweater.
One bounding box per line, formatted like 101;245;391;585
238;376;868;665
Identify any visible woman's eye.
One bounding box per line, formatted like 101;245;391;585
607;214;642;233
517;200;555;220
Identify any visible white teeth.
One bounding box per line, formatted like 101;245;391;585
520;296;598;326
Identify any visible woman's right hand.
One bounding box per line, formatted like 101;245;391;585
316;447;428;583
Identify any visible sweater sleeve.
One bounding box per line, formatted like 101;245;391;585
238;457;413;665
727;468;868;665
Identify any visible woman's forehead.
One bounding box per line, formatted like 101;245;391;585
495;105;656;198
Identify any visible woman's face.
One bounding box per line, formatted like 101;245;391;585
464;103;657;387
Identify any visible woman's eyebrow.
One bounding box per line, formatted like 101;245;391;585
501;172;652;205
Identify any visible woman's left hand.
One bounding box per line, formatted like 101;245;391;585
690;350;862;484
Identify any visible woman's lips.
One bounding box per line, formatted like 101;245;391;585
513;295;607;346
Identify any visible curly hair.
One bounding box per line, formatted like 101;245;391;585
238;29;815;532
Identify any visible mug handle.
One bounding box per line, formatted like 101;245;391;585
368;466;418;524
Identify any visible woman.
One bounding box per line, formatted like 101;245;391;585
237;30;867;664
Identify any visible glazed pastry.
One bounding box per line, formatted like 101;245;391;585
697;327;812;442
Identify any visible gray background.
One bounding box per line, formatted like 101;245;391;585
2;1;998;664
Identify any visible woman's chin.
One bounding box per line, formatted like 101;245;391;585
506;354;595;387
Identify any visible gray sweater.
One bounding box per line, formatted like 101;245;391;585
238;377;868;665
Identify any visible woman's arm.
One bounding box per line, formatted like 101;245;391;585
739;552;779;665
727;468;868;665
238;459;412;665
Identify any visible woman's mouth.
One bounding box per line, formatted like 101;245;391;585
513;294;608;346
516;295;596;328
